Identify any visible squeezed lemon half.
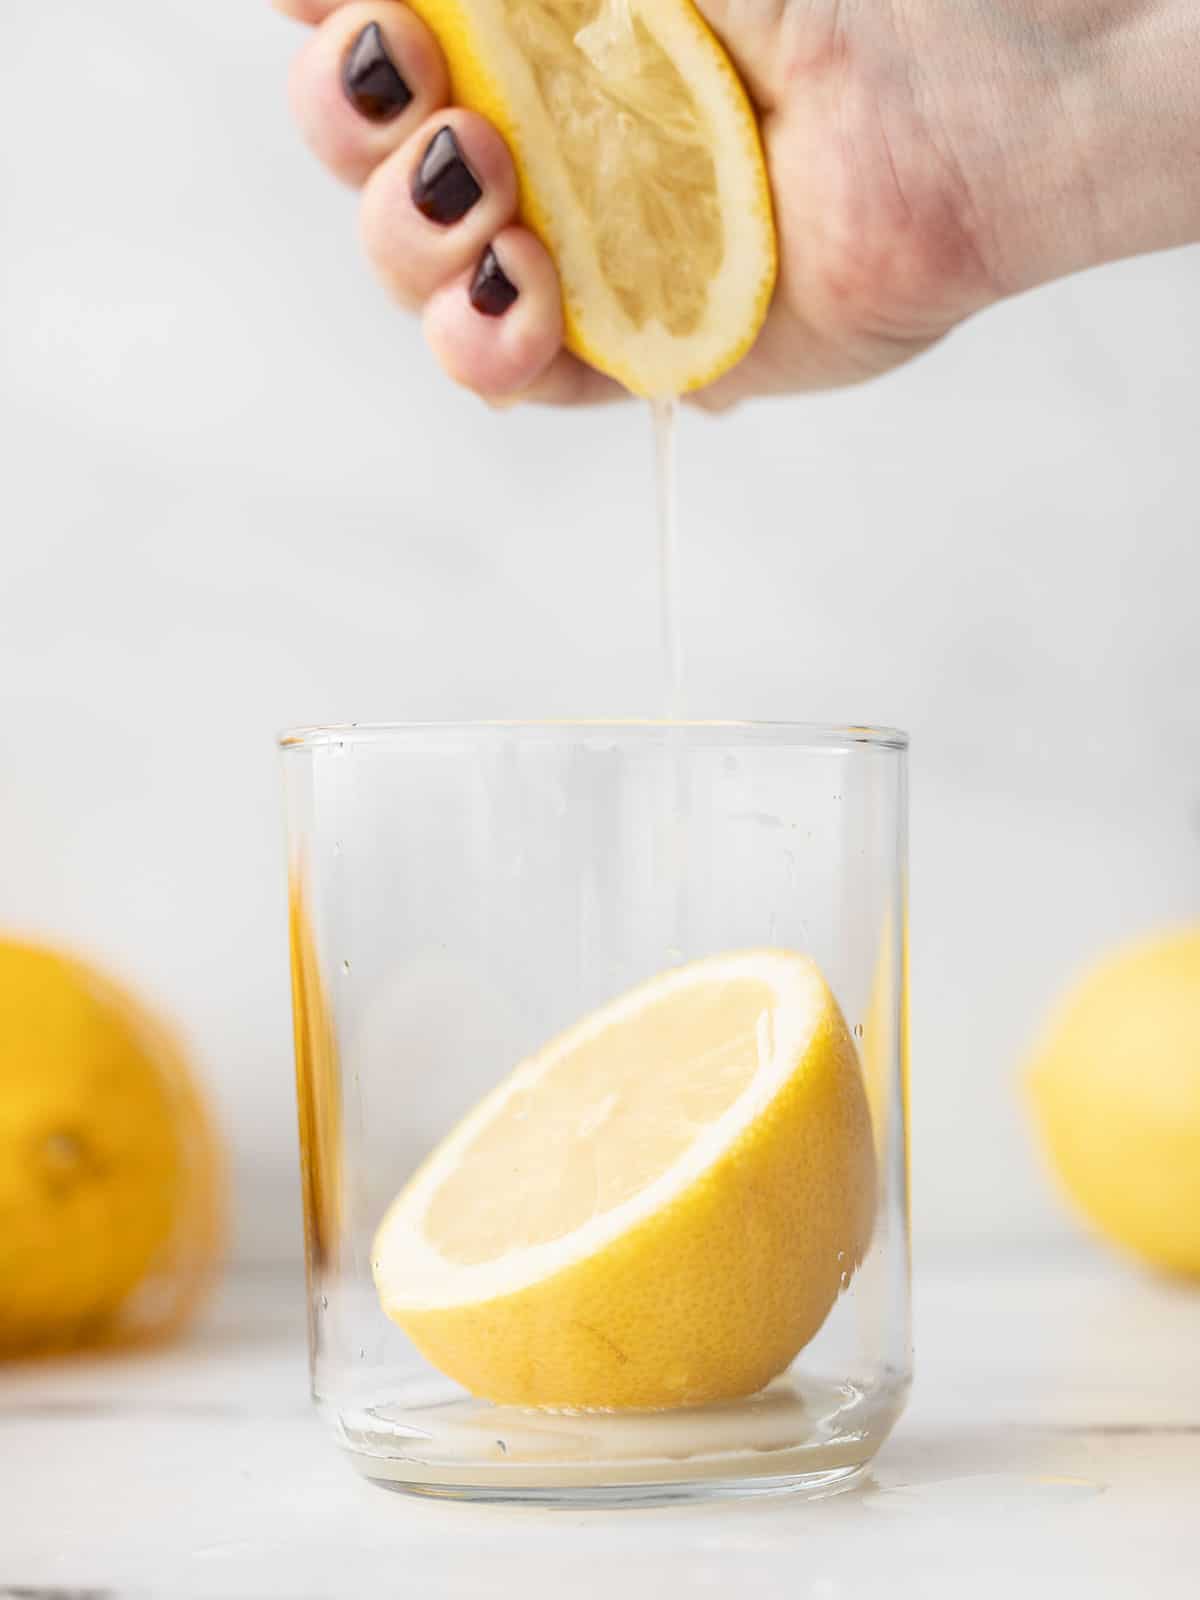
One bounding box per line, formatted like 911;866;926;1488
407;0;777;395
373;950;875;1410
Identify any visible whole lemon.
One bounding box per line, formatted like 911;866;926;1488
0;938;224;1356
1026;928;1200;1277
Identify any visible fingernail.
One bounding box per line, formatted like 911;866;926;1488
412;127;482;225
342;23;413;122
469;247;519;317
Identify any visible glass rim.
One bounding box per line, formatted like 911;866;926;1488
278;719;909;753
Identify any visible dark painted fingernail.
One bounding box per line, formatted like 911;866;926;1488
412;127;482;224
342;23;413;122
469;247;519;317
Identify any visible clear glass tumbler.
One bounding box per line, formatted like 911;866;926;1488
282;721;910;1505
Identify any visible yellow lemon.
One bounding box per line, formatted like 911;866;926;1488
1026;927;1200;1278
406;0;777;396
0;939;224;1357
374;950;875;1410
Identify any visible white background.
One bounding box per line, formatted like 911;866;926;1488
2;0;1198;1262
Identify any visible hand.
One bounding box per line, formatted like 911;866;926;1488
277;0;1200;408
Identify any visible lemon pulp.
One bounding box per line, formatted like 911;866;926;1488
427;975;770;1263
507;0;723;337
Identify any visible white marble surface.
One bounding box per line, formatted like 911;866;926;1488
1;1248;1197;1597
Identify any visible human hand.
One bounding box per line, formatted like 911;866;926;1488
278;0;1200;407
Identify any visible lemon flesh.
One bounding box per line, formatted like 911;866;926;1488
1027;927;1200;1277
405;0;776;395
374;951;876;1411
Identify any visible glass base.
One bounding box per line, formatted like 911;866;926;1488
331;1370;906;1506
355;1459;868;1508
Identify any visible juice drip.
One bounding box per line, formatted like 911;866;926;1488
650;395;688;965
650;395;683;719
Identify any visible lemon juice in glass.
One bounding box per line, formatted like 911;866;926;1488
283;720;910;1503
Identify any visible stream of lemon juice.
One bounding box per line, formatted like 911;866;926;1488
651;395;683;719
649;393;691;984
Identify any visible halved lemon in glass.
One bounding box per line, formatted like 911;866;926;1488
373;950;875;1411
407;0;777;396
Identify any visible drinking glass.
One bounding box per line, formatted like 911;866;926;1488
282;721;910;1505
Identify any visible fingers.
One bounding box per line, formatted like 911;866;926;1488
424;228;623;406
288;3;449;188
360;110;516;310
365;118;621;403
423;226;558;398
279;1;621;406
